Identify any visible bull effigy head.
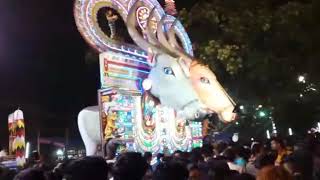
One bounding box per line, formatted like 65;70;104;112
165;20;237;122
132;3;237;122
127;1;207;120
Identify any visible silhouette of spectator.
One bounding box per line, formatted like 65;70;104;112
63;156;108;180
188;164;202;180
271;137;291;166
223;148;244;173
13;168;46;180
283;150;313;180
153;160;188;180
143;152;152;165
256;165;293;180
112;152;148;180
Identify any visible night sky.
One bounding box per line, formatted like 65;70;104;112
0;0;197;147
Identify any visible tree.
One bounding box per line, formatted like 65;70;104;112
179;0;317;135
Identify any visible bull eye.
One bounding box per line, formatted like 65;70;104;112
200;77;210;84
163;67;175;76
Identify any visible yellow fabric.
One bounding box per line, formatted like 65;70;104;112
16;120;25;128
275;149;292;165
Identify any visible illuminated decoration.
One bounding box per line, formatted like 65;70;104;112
76;0;236;156
136;6;157;32
189;121;203;148
10;109;26;167
73;0;193;55
106;10;119;39
164;0;177;16
142;79;152;90
8;113;15;155
99;51;150;91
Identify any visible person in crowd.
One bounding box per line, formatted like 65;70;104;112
0;166;17;180
173;150;183;159
201;144;214;162
246;142;264;176
153;160;189;180
313;142;320;180
271;137;292;166
233;146;249;167
222;148;245;173
189;148;204;164
62;156;108;180
254;152;277;170
152;153;164;171
256;165;293;180
143;152;153;180
112;152;148;180
283;150;313;180
0;145;8;161
206;159;231;180
13;168;47;180
213;141;228;157
144;152;152;165
229;173;255;180
105;137;126;160
187;164;202;180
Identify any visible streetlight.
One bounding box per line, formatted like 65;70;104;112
298;75;306;83
56;149;64;156
239;105;244;110
288;128;293;136
266;130;271;139
259;111;266;117
25;142;30;159
232;133;239;142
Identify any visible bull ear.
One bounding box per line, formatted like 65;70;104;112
178;57;191;77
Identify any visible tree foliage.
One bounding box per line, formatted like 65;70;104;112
180;0;318;134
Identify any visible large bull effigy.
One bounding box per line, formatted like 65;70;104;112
74;0;236;156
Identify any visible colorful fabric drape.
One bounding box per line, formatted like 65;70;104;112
8;113;15;155
12;109;26;167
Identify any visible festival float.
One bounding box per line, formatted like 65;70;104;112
74;0;236;156
1;109;26;169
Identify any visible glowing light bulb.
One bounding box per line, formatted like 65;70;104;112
142;79;152;90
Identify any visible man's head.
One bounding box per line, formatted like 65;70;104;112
144;152;153;164
63;156;109;180
188;165;202;180
113;152;148;180
271;137;285;151
153;160;188;180
13;168;46;180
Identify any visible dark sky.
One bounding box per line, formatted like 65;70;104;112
0;0;197;147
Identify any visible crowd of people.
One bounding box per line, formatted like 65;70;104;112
1;133;319;180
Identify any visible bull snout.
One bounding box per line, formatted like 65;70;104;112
218;105;237;122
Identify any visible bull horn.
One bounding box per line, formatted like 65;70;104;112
167;19;194;64
127;1;160;54
146;7;159;46
157;15;175;52
168;20;185;51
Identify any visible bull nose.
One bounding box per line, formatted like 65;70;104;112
194;109;207;119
